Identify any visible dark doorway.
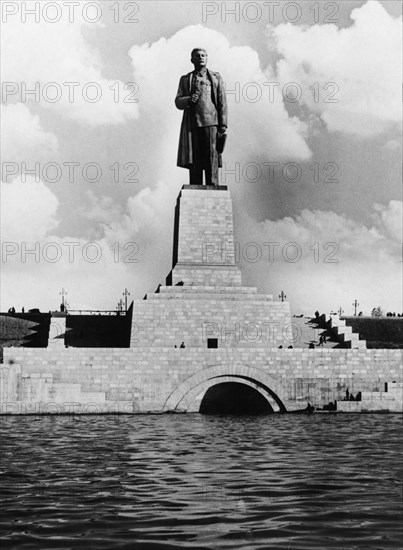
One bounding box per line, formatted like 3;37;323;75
199;382;273;415
207;338;218;348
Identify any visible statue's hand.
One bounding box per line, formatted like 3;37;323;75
218;126;227;134
190;93;199;104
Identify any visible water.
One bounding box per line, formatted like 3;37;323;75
1;414;402;549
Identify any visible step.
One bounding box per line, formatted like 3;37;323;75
334;325;350;334
336;327;352;338
354;340;367;349
159;285;258;295
334;319;346;327
345;339;366;349
145;292;276;302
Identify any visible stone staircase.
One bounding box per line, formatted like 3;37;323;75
329;315;366;349
291;313;366;349
291;315;339;348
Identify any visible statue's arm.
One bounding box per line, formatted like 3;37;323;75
217;73;228;128
175;76;190;110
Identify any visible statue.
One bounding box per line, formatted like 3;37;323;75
175;48;227;186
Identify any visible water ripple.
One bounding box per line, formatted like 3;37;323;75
1;414;402;549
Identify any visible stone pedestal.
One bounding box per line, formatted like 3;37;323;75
131;185;292;349
170;186;241;287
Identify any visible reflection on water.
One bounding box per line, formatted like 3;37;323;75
1;414;402;549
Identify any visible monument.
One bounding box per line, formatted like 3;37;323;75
0;49;402;415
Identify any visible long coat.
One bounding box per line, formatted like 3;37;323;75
175;69;228;169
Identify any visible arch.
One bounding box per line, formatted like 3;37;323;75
184;376;280;412
163;364;293;413
200;382;274;414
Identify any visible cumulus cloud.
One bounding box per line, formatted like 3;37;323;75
77;182;181;290
102;179;181;290
1;176;60;241
104;180;179;238
1;175;180;311
237;201;402;314
2;8;139;125
77;191;124;235
372;200;403;243
271;0;401;137
0;176;141;311
1;104;58;164
1;234;137;312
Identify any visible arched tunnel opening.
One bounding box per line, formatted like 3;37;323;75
199;382;274;415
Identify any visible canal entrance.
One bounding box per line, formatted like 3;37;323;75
199;382;274;415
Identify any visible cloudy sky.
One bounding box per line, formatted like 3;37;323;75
1;0;401;315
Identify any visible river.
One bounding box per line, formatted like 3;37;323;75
1;414;402;549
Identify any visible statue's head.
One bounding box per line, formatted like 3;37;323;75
191;48;207;69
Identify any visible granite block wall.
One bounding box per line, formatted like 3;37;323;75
1;347;402;414
175;188;237;266
131;288;292;349
172;187;241;286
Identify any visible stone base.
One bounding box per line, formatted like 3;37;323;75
172;187;238;271
133;282;289;348
1;347;402;414
172;264;242;286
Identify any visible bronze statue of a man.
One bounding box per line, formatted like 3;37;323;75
175;48;227;186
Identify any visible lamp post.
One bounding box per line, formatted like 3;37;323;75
352;299;359;316
122;288;131;311
59;288;67;312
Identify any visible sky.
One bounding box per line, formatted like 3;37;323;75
1;0;402;315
